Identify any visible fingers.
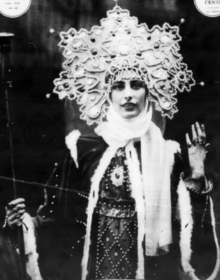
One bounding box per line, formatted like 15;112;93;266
7;209;25;223
6;198;26;229
7;212;25;229
9;208;26;217
8;198;25;209
195;122;206;143
191;124;197;142
200;124;206;140
7;203;26;214
20;213;25;221
189;122;206;145
195;122;202;142
185;133;192;148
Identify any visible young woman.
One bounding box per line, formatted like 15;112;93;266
3;5;220;280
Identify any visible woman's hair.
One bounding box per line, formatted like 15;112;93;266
106;68;149;102
105;66;148;85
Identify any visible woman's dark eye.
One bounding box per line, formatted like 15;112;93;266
133;84;141;90
112;82;125;91
131;81;145;90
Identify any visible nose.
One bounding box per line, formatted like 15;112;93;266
124;84;133;101
124;95;132;102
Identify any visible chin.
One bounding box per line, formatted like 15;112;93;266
121;112;139;119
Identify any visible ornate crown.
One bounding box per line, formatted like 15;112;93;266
53;5;195;125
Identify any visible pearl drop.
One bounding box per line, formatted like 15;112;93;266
66;50;72;56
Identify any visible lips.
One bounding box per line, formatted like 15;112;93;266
122;102;136;108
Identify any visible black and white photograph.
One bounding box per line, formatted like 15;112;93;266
0;1;220;279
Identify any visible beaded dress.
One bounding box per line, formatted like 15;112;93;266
91;147;138;279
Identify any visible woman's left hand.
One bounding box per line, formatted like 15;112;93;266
185;122;207;178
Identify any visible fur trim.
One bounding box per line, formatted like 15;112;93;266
177;184;220;280
167;139;181;155
177;178;194;274
65;129;81;168
178;269;200;280
81;146;118;280
23;213;43;280
206;197;220;280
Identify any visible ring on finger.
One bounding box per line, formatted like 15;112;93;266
193;139;198;145
187;144;192;148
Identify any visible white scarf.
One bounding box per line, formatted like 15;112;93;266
80;104;179;280
95;104;153;148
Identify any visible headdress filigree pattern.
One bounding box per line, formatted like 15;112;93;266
53;5;195;125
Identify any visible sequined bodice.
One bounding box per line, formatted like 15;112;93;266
91;147;138;279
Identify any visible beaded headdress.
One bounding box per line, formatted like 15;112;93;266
53;4;195;125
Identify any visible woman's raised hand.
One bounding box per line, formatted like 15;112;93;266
6;198;26;229
185;122;207;178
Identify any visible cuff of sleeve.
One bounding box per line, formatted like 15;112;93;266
5;235;19;250
181;172;213;195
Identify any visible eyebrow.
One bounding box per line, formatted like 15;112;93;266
112;79;145;85
112;81;125;84
130;79;144;83
130;80;145;86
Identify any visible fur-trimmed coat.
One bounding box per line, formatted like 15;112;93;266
9;135;220;280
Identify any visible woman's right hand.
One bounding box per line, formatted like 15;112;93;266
6;198;26;230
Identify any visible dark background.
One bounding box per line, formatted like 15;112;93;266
0;0;219;236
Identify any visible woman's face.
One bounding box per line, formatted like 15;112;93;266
111;79;147;119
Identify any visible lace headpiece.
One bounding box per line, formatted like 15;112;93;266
53;5;195;125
